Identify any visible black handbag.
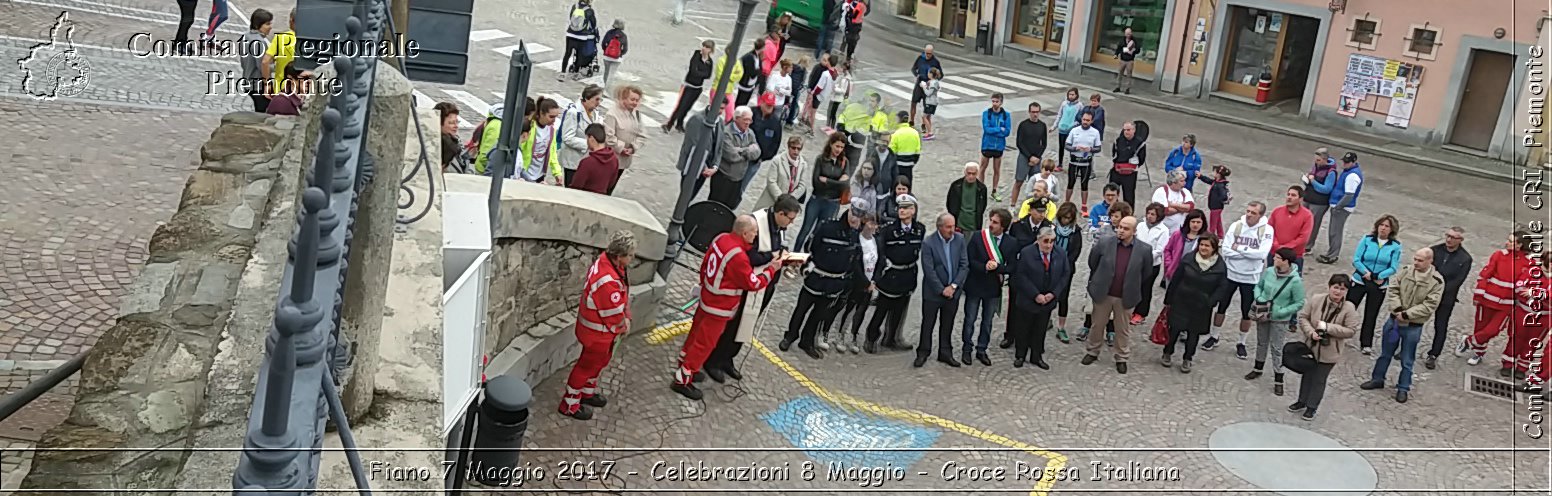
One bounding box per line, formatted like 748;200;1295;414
1283;341;1317;375
1249;276;1294;322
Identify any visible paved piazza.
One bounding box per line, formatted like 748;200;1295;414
0;0;1546;493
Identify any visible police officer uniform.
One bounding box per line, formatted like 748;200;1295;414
782;211;863;358
865;194;927;352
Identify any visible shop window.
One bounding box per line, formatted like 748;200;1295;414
1404;24;1440;60
1093;0;1169;65
1345;17;1380;50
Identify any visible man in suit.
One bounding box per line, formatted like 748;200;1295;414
1012;226;1071;370
962;208;1016;366
917;212;969;368
1084;216;1153;374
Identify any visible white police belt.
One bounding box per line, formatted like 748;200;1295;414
807;266;848;278
884;260;917;271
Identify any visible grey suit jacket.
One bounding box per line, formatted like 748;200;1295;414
718;122;762;181
1086;234;1154;308
921;232;969;302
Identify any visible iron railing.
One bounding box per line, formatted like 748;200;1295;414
231;0;390;491
0;354;88;423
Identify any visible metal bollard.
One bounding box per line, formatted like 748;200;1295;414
470;375;532;485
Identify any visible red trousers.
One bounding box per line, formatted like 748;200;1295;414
1505;324;1548;372
676;309;730;385
1466;305;1512;355
560;325;617;413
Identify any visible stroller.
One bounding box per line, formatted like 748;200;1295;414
569;38;601;80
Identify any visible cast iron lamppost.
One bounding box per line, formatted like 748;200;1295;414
658;0;760;280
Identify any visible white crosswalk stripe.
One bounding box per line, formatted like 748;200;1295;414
878;80;918;101
993;71;1069;91
950;74;1020;95
492;43;554;57
443;90;496;118
414;89;472;128
469;29;514;42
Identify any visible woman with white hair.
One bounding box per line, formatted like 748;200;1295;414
599;19;629;88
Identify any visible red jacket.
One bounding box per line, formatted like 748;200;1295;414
569;146;619;195
1268;204;1313;258
577;253;629;334
698;232;781;319
1475;249;1533;310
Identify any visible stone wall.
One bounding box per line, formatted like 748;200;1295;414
23;112;295;490
442;175;668;388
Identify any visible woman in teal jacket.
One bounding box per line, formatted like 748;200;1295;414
1248;247;1305;396
1348;214;1403;354
1055;88;1083;171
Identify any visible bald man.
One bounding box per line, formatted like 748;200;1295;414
674;215;789;400
1083;215;1153;374
1360;247;1444;404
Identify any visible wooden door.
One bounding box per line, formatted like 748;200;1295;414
1450;50;1514;151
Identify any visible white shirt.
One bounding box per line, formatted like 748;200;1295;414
814;70;835;103
520;125;555;182
1035;173;1061;200
766;72;793;107
860;235;879;281
1340;172;1362;212
1065;126;1102;162
1151;185;1195;231
1138;220;1171;267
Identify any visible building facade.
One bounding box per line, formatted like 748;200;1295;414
908;0;1544;164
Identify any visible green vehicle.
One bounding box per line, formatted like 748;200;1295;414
767;0;866;41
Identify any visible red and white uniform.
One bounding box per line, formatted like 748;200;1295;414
675;233;780;385
1505;262;1549;373
1467;249;1533;355
560;254;630;414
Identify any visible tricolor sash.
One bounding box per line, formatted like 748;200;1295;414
981;230;1004;316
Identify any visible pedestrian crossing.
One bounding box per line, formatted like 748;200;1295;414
859;70;1072;104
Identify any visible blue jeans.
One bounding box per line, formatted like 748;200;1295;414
815;25;833;58
794;196;839;251
961;293;998;354
1370;318;1423;391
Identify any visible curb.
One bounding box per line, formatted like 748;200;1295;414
865;26;1522;185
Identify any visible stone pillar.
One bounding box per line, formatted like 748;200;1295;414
339;63;411;418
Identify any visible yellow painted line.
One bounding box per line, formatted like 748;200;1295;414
643;319;692;345
643;320;1067;496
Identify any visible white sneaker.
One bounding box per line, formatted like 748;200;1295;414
1453;336;1470;357
1467;355;1483;366
817;339;831;351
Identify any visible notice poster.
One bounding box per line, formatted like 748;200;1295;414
1337;95;1360;117
1269;13;1283;32
1254;16;1266;33
1386;96;1414;127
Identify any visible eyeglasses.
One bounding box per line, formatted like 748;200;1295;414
1445;234;1464;241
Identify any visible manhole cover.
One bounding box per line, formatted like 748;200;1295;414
1209;422;1376;496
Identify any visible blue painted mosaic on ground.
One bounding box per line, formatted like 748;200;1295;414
761;395;941;470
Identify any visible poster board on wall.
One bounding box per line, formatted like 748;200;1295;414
1339;53;1425;128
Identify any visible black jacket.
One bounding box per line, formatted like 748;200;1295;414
965;230;1018;298
946;178;988;231
1008;214;1053;256
875;218;927;296
738;51;761;89
1431;243;1474;299
803;218;862;295
1203;177;1230;210
1016;119;1048;160
752;108;784;161
812;153;847;200
1111;133;1146;169
1012;245;1071;313
1116;36;1137;62
745;208;790;304
684;51;714;86
1163;255;1229;331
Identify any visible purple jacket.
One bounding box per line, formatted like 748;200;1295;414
266;94;303;116
1162;230;1191;281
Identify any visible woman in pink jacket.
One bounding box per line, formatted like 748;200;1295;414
1161;209;1210;285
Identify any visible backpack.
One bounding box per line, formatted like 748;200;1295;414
568;6;588;32
603;33;623;59
466;116;498;155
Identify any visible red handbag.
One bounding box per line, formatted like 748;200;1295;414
1149;306;1171;345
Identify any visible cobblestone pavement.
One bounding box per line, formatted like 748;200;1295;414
0;0;223;484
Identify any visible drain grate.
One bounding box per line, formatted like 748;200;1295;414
1464;373;1519;402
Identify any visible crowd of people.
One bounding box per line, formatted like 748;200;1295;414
393;2;1549;424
